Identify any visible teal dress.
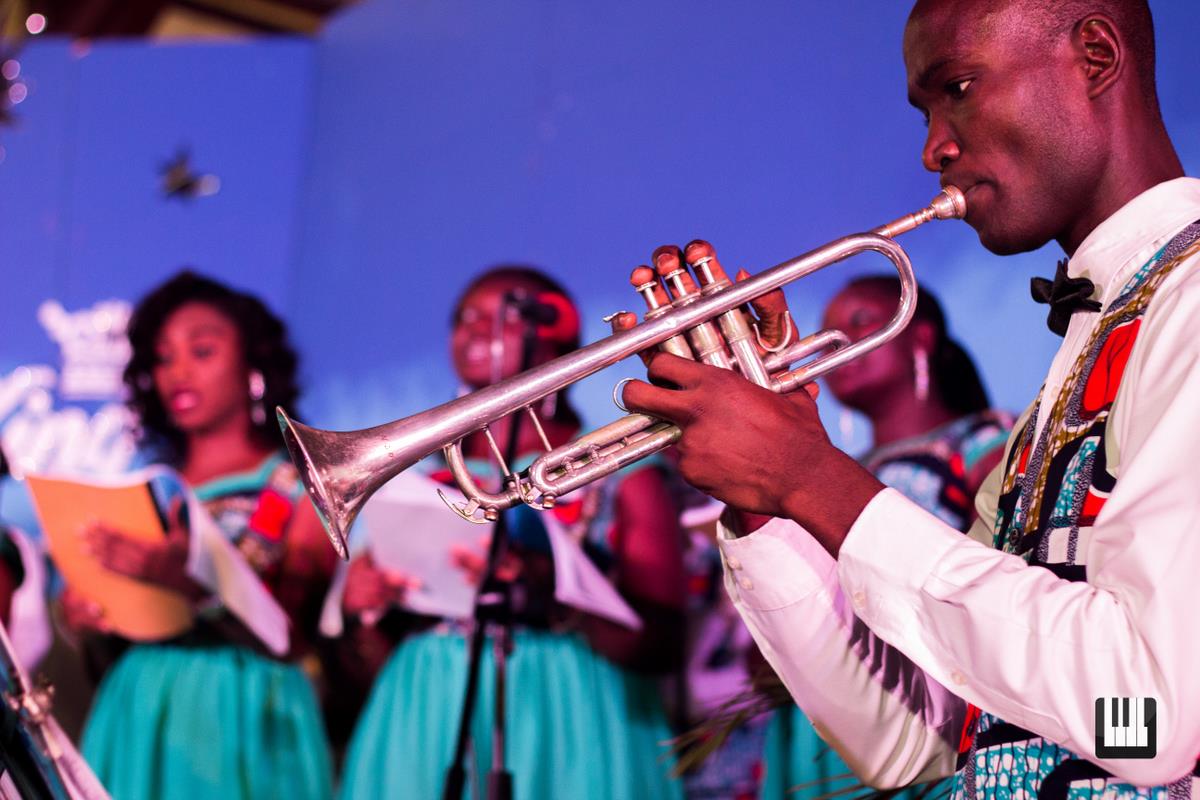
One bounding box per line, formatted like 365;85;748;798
81;453;334;800
338;465;684;800
760;412;1013;800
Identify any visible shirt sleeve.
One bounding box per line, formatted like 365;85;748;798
836;264;1200;786
719;514;966;788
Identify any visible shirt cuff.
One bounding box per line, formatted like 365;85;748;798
836;487;963;634
717;514;837;612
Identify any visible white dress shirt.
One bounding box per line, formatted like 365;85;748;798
720;177;1200;790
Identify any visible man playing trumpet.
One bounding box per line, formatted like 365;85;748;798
620;0;1200;796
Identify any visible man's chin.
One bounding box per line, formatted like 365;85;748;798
972;221;1046;256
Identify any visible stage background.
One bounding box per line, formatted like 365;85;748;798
1;0;1198;534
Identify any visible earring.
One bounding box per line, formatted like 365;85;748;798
913;349;930;402
248;370;266;425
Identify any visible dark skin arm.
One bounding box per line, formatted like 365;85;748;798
577;464;686;674
273;498;339;653
338;551;424;677
0;561;14;629
448;468;687;673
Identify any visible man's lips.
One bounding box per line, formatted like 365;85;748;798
947;181;993;224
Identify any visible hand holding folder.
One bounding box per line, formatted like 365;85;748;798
26;475;195;641
26;468;291;654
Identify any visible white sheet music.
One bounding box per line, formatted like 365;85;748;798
364;471;486;620
325;469;641;630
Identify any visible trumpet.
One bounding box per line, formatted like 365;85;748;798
279;187;966;559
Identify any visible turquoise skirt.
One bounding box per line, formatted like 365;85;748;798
760;705;858;800
81;644;334;800
762;705;945;800
339;628;683;800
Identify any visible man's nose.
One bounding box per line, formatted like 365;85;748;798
922;117;961;173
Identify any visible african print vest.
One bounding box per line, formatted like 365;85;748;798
952;221;1200;800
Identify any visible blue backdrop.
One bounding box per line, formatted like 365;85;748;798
0;1;1197;530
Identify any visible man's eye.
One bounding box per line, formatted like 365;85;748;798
192;345;214;359
947;78;974;99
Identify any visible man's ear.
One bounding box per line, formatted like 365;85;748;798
1076;15;1124;99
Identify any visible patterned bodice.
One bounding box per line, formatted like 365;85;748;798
191;452;305;595
862;410;1013;533
954;223;1200;800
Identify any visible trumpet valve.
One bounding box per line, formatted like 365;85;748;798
690;255;717;285
630;266;661;310
653;247;696;301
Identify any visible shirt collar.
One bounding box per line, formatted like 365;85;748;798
1068;177;1200;293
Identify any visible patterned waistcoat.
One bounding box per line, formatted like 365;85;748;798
953;222;1200;800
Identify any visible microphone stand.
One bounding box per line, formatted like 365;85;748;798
442;312;540;800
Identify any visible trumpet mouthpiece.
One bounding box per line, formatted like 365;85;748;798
933;185;967;220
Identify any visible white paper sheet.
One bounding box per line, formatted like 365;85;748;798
363;470;486;621
323;469;642;631
541;513;641;631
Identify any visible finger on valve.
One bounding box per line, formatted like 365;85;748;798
656;246;734;369
738;268;797;353
652;246;701;301
630;266;669;314
682;240;733;287
626;266;694;364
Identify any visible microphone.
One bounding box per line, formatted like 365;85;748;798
503;290;560;326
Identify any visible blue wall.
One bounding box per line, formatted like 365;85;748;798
1;0;1198;466
293;0;1200;449
0;38;313;371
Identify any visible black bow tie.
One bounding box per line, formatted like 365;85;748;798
1030;259;1102;336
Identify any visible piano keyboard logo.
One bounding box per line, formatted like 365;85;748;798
1095;697;1156;759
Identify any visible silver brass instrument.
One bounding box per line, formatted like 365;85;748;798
279;187;966;559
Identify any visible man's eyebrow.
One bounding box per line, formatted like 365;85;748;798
915;56;957;91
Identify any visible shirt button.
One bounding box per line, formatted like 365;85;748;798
851;591;867;610
740;577;754;590
950;670;967;686
726;555;742;570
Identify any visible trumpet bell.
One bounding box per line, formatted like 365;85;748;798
279;407;435;560
278;409;354;559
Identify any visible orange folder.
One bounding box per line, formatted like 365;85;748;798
26;475;195;641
